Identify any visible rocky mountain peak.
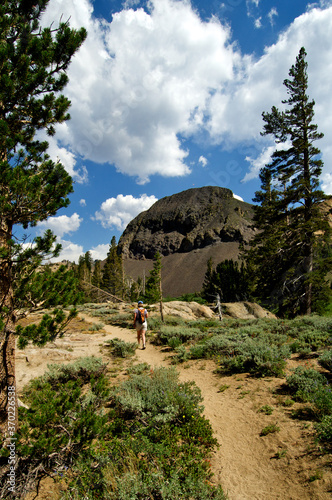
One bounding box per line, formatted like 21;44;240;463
118;186;257;260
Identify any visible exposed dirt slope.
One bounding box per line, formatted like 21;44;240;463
124;242;242;297
17;314;332;500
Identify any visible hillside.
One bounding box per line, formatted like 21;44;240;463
118;186;257;296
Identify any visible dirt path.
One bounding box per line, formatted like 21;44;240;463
17;314;332;500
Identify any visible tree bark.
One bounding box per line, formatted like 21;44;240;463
0;218;18;432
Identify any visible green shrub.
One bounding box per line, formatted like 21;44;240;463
260;423;280;436
315;415;332;443
219;340;290;377
3;358;111;498
156;325;202;348
5;363;225;500
106;312;132;328
310;384;332;418
286;366;328;402
106;338;137;358
318;349;332;373
286;366;332;437
126;362;151;375
88;322;104;331
289;329;331;355
188;343;207;359
173;344;189;363
42;356;107;384
61;367;225;499
259;405;274;415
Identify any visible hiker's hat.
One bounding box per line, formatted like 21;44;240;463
138;300;143;305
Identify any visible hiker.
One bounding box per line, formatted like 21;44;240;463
133;300;148;350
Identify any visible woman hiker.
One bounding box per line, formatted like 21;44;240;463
133;300;148;349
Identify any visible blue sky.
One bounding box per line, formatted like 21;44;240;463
23;0;332;262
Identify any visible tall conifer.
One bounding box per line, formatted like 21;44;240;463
0;0;86;427
246;48;331;316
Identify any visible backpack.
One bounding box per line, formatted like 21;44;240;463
136;307;145;324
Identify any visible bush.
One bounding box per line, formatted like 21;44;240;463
42;356;108;384
318;349;332;373
106;338;137;358
219;340;290;377
289;329;331;355
310;385;332;418
260;423;280;436
156;325;202;348
286;366;332;431
61;367;225;499
1;358;111;498
286;366;328;402
2;363;226;500
315;415;332;443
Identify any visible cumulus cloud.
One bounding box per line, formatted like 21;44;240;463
42;0;240;184
243;141;292;183
37;213;83;238
254;17;262;28
41;1;332;191
207;5;332;191
94;194;158;230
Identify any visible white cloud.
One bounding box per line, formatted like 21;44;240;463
254;17;262;28
199;155;208;167
243;145;276;183
94;194;158;230
90;244;110;261
268;7;278;26
243;141;292;183
42;1;332;190
80;199;87;207
37;213;83;238
43;0;240;184
53;239;84;264
207;5;332;189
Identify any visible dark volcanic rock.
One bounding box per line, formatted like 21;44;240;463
118;186;257;259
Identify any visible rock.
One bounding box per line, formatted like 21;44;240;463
221;302;276;319
147;301;275;321
149;301;215;321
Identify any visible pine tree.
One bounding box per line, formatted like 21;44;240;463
145;251;163;320
246;47;331;316
202;258;249;302
0;1;86;428
201;257;218;301
145;252;162;303
101;237;123;297
92;260;102;289
77;252;94;301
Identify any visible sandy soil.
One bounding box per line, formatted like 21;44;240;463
16;313;332;500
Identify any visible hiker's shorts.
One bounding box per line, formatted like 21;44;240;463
135;321;147;331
